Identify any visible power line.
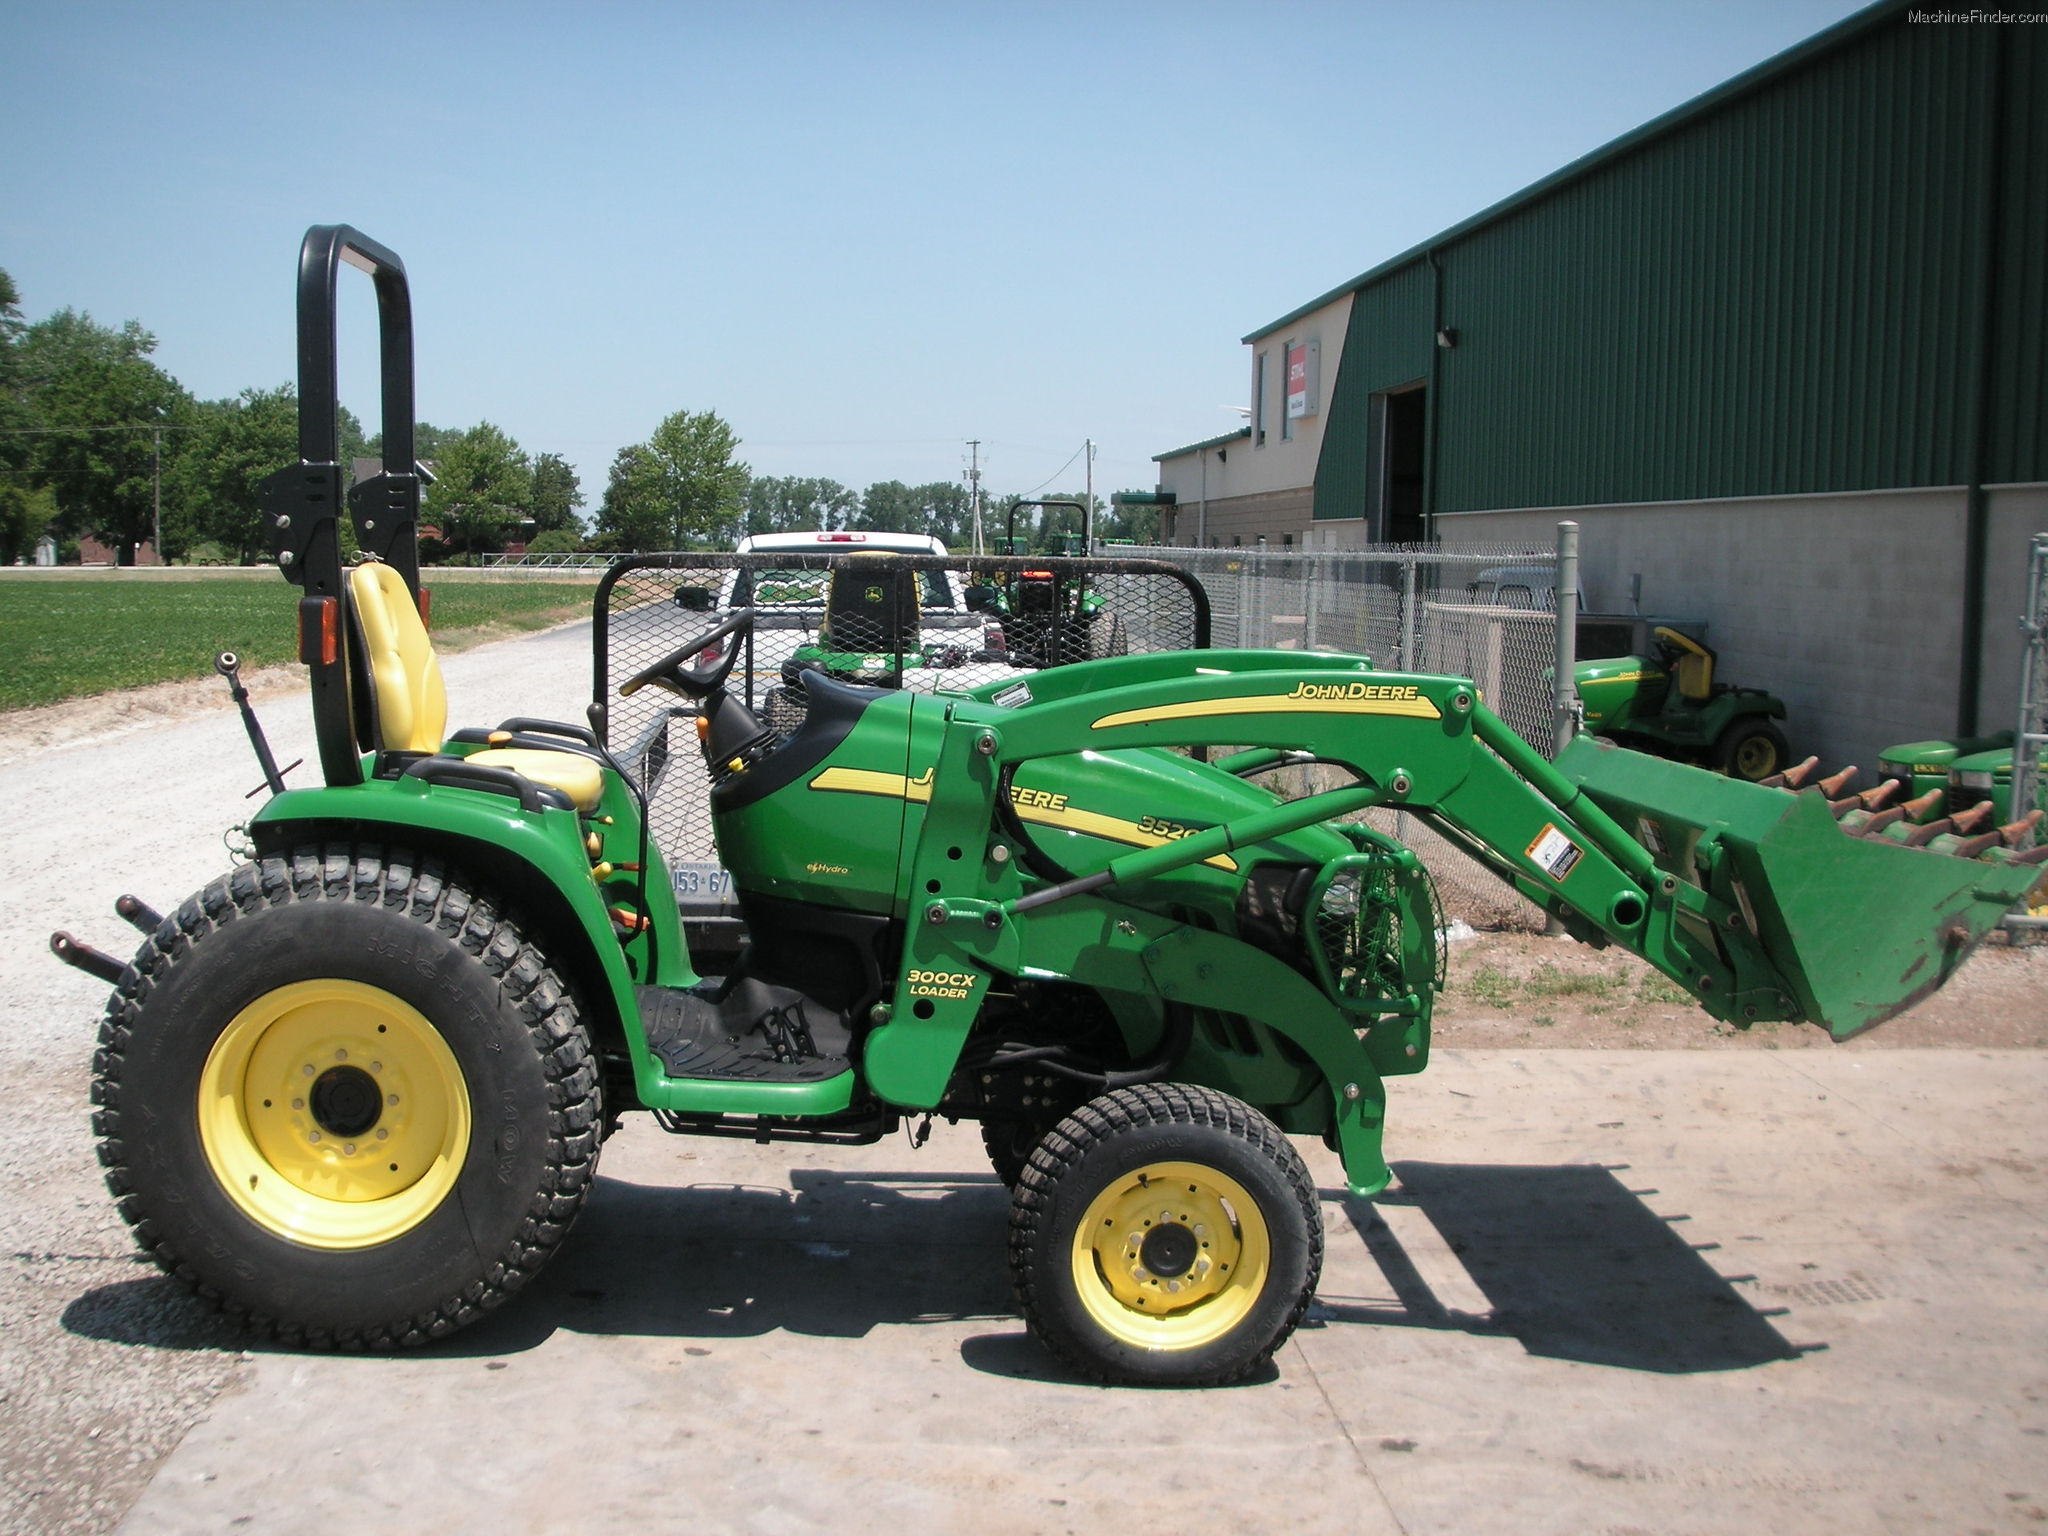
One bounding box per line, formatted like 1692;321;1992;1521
1019;441;1086;500
0;423;195;436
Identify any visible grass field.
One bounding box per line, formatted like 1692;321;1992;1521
0;572;601;711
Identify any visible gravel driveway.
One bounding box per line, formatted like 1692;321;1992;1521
0;622;595;1534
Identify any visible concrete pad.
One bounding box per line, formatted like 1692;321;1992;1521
103;1049;2048;1535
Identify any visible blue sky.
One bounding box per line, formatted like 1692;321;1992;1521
5;0;1870;508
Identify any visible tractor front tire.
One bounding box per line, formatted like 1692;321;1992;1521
1009;1083;1321;1386
1711;719;1790;782
91;846;601;1348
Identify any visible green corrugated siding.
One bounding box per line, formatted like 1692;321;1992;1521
1315;10;2044;516
1312;262;1432;521
1989;22;2047;485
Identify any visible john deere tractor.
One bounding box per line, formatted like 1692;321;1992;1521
54;229;2047;1386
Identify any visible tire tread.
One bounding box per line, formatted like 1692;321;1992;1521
1009;1082;1322;1386
91;842;600;1352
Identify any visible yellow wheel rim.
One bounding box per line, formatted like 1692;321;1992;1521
197;980;470;1250
1070;1160;1271;1351
1731;735;1779;780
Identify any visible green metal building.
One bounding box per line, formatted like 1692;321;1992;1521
1154;0;2044;767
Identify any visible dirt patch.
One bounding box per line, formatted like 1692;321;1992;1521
0;663;306;756
1437;926;2047;1049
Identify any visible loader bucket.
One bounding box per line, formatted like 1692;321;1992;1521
1556;739;2042;1039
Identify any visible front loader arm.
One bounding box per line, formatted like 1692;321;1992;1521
872;651;2036;1108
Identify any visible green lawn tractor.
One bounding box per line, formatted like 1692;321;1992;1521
51;228;2048;1387
1575;624;1792;781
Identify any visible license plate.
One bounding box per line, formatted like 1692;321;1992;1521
671;861;737;911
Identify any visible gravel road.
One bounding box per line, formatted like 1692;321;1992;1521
0;622;593;1535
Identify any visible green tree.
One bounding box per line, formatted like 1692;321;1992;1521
423;421;531;559
591;443;668;551
744;474;857;535
13;309;189;562
595;410;749;551
0;482;56;564
163;385;300;562
523;528;583;557
856;479;917;534
529;452;584;536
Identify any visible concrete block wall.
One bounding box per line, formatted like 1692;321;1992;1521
1439;485;2048;771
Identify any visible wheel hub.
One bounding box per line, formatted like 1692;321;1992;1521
309;1064;382;1138
1069;1160;1273;1350
197;980;470;1250
1139;1220;1198;1278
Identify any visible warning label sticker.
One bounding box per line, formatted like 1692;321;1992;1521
1525;823;1584;883
992;681;1033;709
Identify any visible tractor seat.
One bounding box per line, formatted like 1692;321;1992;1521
348;561;604;813
1652;626;1717;702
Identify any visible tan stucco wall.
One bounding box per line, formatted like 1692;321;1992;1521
1154;293;1353;527
1440;485;2048;770
1159;487;1314;547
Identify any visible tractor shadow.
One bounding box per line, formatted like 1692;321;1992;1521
61;1160;1803;1377
1311;1160;1804;1374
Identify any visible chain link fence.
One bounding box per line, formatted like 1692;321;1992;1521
591;553;1209;937
590;544;1569;942
1149;543;1564;930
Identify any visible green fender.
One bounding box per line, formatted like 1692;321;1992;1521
249;771;689;1102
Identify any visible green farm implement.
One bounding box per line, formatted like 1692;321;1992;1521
53;228;2048;1386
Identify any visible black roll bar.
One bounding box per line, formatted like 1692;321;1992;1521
260;224;423;786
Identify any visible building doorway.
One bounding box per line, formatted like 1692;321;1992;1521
1373;384;1427;543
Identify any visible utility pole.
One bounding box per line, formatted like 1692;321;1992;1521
965;439;983;555
151;426;162;566
1084;438;1095;551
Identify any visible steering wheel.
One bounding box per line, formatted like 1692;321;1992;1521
619;609;755;700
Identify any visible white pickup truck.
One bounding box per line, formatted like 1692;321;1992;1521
711;529;1003;700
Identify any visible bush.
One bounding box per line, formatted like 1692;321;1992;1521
525;530;582;556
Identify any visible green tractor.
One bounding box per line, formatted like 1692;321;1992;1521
1575;624;1792;782
965;499;1128;669
51;228;2046;1386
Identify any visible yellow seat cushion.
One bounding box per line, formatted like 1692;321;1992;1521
467;747;605;813
350;562;449;752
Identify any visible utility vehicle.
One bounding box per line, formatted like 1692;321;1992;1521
56;228;2046;1387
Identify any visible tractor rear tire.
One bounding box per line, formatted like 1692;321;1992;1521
1009;1083;1321;1387
90;845;601;1349
1711;719;1790;782
1086;610;1129;661
982;1119;1047;1190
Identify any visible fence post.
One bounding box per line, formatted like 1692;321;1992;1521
1399;558;1419;673
1553;521;1582;758
2009;533;2047;854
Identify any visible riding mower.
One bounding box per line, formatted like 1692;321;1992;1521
1574;624;1792;781
52;228;2048;1387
